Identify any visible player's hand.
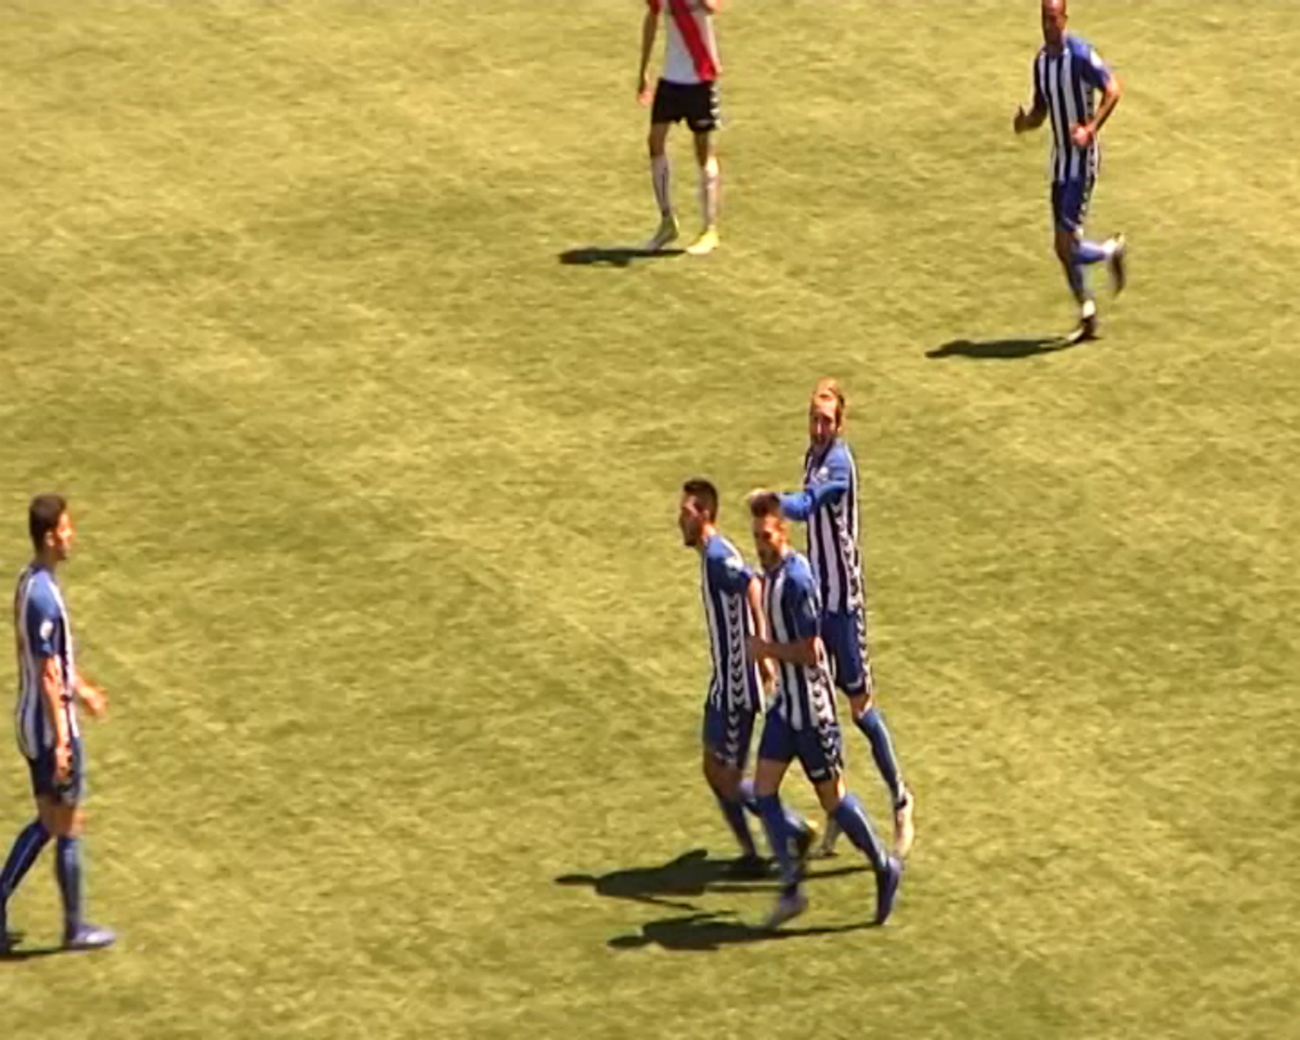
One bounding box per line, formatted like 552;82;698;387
80;684;108;719
748;635;769;662
637;75;652;106
759;658;777;692
54;742;72;784
1070;123;1094;147
1013;107;1029;134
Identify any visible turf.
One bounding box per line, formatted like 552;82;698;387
1;1;1297;1037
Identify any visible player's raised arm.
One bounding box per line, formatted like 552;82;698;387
637;2;660;104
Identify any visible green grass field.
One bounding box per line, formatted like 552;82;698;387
1;1;1297;1036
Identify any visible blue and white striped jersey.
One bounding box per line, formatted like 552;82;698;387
763;551;836;733
1034;35;1113;183
12;564;78;758
780;438;862;616
699;533;760;711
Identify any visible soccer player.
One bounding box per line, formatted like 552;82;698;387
637;0;723;256
1014;0;1127;341
776;379;915;859
745;492;902;929
1;495;115;953
679;479;814;878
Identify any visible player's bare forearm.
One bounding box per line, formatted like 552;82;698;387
700;0;721;12
1091;78;1122;134
746;577;767;641
1015;97;1048;133
73;668;108;717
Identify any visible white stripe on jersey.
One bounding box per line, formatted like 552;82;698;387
1036;47;1099;183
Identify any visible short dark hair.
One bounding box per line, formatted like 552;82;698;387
682;478;719;521
29;494;67;552
748;491;782;520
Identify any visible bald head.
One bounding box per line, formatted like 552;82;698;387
1041;0;1068;51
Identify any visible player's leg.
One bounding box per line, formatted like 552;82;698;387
700;700;764;873
35;741;114;951
0;783;51;950
645;82;680;251
684;82;721;256
799;722;903;926
821;611;914;857
752;715;806;927
1053;177;1120;338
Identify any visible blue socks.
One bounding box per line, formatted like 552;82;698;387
855;708;907;809
739;780;810;845
0;820;50;910
755;794;798;892
831;793;887;873
714;790;757;857
1066;239;1109;303
55;837;83;934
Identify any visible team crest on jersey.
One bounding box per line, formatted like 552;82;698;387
724;556;745;578
40;620;54;640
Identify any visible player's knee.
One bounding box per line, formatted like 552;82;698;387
849;692;875;719
814;775;847;814
1054;232;1074;263
37;799;81;838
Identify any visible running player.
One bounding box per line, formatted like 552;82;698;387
637;0;723;255
679;479;813;877
777;379;915;858
1;495;115;953
745;492;902;929
1014;0;1127;341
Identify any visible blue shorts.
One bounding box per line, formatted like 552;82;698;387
822;608;874;698
1052;177;1095;235
26;737;85;806
757;710;843;784
702;696;757;770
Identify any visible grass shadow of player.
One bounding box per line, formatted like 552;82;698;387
608;910;874;952
555;847;867;913
557;246;685;268
0;931;64;961
926;334;1084;360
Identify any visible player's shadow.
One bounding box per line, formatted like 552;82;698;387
607;910;873;953
926;335;1082;360
0;932;63;961
555;847;867;912
557;246;684;268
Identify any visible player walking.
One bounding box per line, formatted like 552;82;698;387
1014;0;1127;341
1;495;115;953
679;480;814;877
777;380;915;859
745;492;902;929
637;0;723;256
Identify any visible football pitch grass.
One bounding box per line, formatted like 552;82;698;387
1;1;1297;1037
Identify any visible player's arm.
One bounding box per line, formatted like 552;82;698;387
72;667;108;718
745;575;778;688
700;0;722;12
775;454;853;522
1014;78;1048;133
637;2;660;102
1073;47;1121;145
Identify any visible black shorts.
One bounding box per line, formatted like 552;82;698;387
651;79;720;134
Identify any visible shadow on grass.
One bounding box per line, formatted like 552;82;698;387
555;847;867;912
557;246;684;268
1;931;63;961
608;910;874;952
926;334;1087;360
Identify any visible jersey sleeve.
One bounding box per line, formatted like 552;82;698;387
24;588;60;659
786;571;821;641
780;448;852;520
708;549;754;596
1077;40;1113;90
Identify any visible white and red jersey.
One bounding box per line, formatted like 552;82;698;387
648;0;720;85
